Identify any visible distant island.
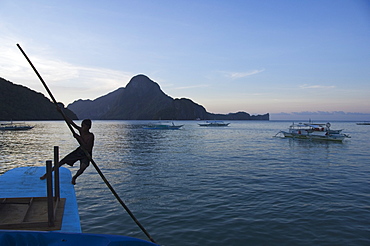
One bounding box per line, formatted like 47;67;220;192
0;75;269;121
0;77;77;121
67;74;269;121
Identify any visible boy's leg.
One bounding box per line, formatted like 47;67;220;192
40;148;81;180
40;161;66;180
71;162;89;185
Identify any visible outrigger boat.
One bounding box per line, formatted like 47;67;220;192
0;121;34;131
356;122;370;125
198;121;230;127
276;122;350;141
143;122;183;130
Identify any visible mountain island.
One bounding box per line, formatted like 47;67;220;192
0;75;269;121
0;77;76;121
67;75;269;120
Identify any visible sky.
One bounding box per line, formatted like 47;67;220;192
0;0;369;121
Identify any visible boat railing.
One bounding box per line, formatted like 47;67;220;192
45;146;63;226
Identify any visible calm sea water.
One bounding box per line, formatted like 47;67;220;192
1;120;369;245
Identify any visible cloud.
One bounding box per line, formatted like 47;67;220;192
0;39;134;103
292;111;341;115
300;84;336;89
32;63;134;101
223;69;265;79
272;111;370;121
174;84;209;90
276;111;370;116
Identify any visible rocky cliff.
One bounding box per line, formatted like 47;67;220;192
67;74;269;120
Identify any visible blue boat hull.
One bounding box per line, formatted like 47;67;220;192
0;230;158;246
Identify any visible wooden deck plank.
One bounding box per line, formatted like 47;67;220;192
0;167;81;233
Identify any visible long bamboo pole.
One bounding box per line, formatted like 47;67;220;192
16;44;157;244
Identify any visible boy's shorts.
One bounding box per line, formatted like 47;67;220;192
60;147;91;167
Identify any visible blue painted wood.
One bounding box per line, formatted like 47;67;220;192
0;167;81;233
0;230;159;245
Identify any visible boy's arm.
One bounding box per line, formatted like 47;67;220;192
57;106;80;130
73;132;84;147
67;117;80;131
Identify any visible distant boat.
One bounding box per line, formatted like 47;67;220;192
275;122;350;142
0;121;34;131
356;122;370;125
143;122;183;130
198;121;230;127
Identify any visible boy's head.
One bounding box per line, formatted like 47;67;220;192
82;119;92;129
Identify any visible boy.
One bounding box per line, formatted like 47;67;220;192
40;109;94;185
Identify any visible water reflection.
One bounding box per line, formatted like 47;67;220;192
0;121;77;174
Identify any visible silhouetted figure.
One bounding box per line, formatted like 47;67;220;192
40;107;94;185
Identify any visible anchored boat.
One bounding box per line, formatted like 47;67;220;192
356;122;370;125
143;122;183;130
198;121;230;127
0;121;34;131
276;122;350;141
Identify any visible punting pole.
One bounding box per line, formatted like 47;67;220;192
16;44;157;244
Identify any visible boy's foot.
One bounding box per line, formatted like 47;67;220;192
40;174;47;180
